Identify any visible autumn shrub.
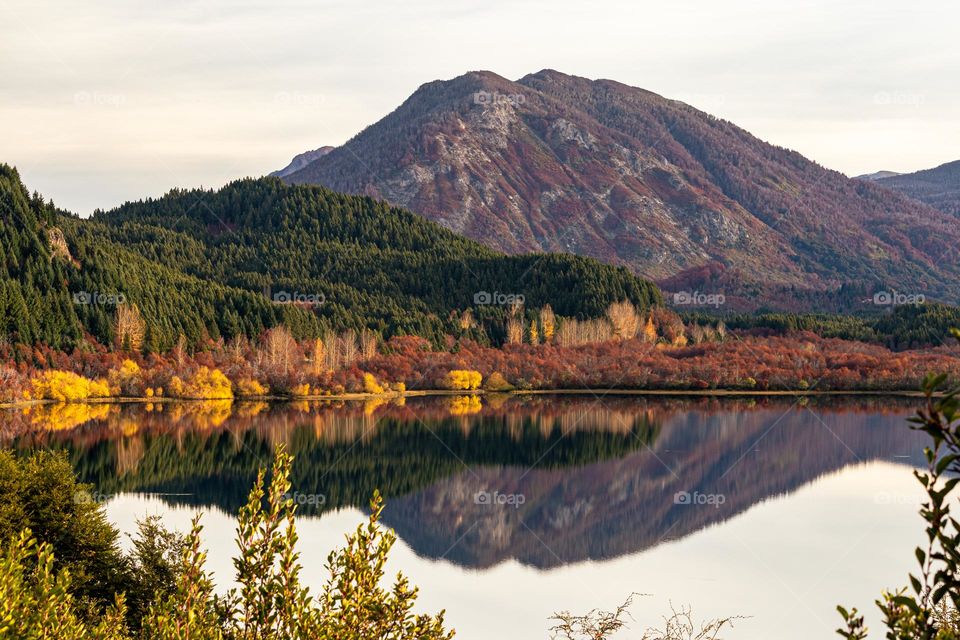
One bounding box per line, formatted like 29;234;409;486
444;369;482;391
290;383;311;397
107;359;142;397
167;367;233;399
235;378;268;397
29;370;111;402
362;372;385;394
483;371;514;392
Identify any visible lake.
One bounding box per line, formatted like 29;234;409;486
7;394;931;639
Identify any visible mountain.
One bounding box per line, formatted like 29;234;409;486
0;163;660;352
855;170;902;181
873;160;960;217
270;146;335;178
283;70;960;308
24;396;926;568
383;400;925;568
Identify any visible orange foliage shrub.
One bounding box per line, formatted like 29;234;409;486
235;378;269;397
290;383;311;397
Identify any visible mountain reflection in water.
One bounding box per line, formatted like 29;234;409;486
7;394;926;569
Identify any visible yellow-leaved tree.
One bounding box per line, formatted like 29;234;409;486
444;370;482;390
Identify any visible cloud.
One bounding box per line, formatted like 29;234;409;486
1;0;957;213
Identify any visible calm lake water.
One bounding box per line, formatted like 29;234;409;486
8;395;932;639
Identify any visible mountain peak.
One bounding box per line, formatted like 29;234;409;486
270;146;334;178
282;71;960;308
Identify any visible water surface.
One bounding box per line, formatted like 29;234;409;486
8;395;931;639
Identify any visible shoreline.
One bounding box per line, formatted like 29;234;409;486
0;387;930;410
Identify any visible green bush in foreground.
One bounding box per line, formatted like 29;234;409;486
838;330;960;640
0;447;453;639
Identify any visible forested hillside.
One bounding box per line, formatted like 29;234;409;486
0;164;662;352
0;165;81;347
873;159;960;217
1;164;322;352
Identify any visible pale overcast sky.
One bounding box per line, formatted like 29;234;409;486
1;0;957;214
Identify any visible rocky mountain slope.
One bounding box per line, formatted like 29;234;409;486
270;146;335;178
283;70;960;308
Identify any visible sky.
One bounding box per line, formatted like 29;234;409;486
1;0;958;215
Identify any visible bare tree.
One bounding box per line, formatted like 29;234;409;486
322;330;339;371
262;325;297;375
113;303;145;351
506;317;523;345
551;595;742;640
555;317;613;347
556;318;578;347
359;329;378;360
606;300;640;341
338;329;358;366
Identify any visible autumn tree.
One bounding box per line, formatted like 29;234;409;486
459;309;477;331
540;305;556;343
642;316;657;343
310;338;326;375
444;370;482;390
